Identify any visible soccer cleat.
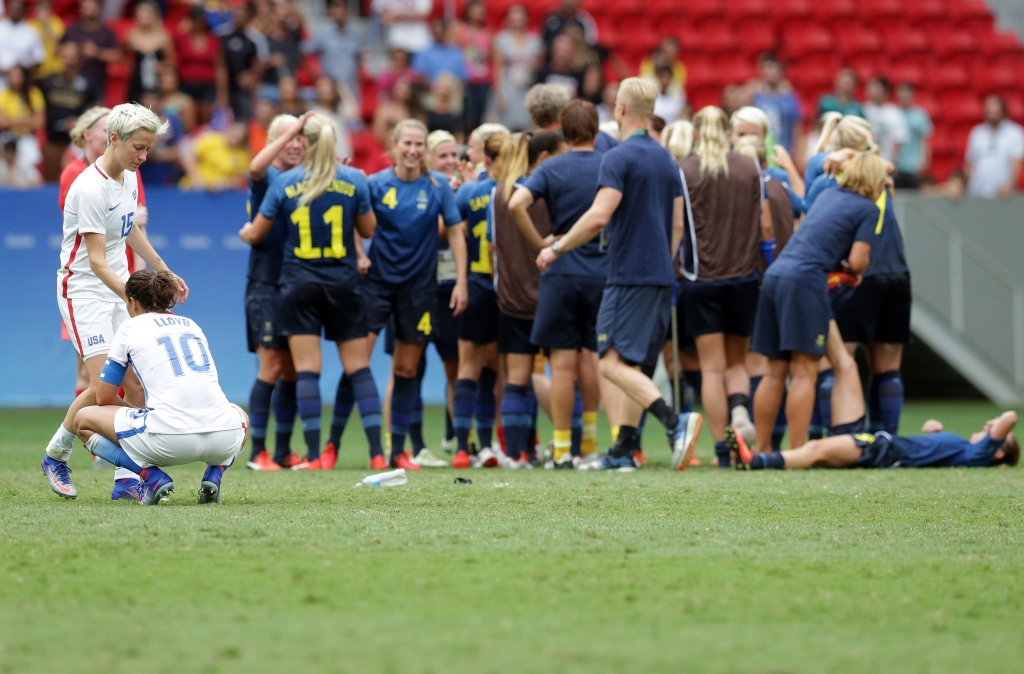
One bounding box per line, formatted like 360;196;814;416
440;437;455;455
475;446;499;468
730;406;757;448
410;448;448;467
369;454;388;470
92;455;111;470
544;453;578;470
198;465;225;504
321;442;338;470
111;478;143;501
41;455;77;499
690;454;702;467
670;412;703;471
579;450;636;472
451;450;472;468
292;456;326;471
498;451;532;469
276;453;303;469
390;452;422;471
726;425;754;469
633;449;648;467
577;452;604;469
138;467;174;505
246;451;282;471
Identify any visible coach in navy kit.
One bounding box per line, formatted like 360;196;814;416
536;78;702;472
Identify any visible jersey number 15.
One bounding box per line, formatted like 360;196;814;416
291;205;347;260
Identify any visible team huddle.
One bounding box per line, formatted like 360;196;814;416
41;79;1018;505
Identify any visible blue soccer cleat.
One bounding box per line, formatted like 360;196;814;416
579;450;636;472
138;467;174;505
41;455;77;499
670;412;703;471
111;478;143;501
197;465;225;504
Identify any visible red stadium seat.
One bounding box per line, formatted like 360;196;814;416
684;56;720;89
975;64;1021;97
780;25;832;59
947;0;995;35
787;61;836;90
881;25;932;68
813;0;857;29
939;91;983;124
837;26;882;60
849;54;890;83
715;54;757;84
734;18;777;55
724;0;771;22
931;27;979;64
696;20;738;54
683;0;726;23
928;61;971;93
905;0;949;31
861;0;903;27
1004;93;1024;124
980;30;1024;60
769;0;813;26
887;62;926;89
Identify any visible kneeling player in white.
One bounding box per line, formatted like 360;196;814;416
72;270;248;505
42;103;189;500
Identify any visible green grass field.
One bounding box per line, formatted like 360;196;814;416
1;401;1022;673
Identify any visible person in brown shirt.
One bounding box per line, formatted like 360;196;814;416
492;130;564;466
679;105;768;467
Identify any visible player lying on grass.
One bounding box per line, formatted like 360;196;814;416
728;386;1019;469
67;269;250;505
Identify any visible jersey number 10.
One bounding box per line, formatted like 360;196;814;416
291;205;347;260
157;333;211;376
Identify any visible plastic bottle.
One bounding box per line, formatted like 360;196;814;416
354;468;407;487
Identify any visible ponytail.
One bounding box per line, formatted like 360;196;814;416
693;106;730;177
813;111;844;154
831;115;876;153
299;113;338;207
484;130;511;180
662;119;694;164
498;131;564;201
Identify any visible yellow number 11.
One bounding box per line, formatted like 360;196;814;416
291;205;346;259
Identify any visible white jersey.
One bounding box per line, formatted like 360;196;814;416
104;312;239;435
59;163;139;301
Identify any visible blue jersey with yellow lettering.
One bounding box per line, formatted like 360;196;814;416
367;169;462;292
894;432;1001;467
246;166;289;284
455;177;496;290
259;164;372;286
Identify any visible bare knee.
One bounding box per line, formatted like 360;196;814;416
598;355;618;381
257;349;285;381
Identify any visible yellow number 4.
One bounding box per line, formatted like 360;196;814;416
381;187;398;210
417;312;432;335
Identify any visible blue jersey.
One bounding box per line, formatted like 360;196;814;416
595;130;619;152
895;432;1002;467
367;169;462;292
524;149;607;279
259;164;372;286
769;187;881;282
804;150;827;189
246;166;289;284
597;131;683;287
766;165;806;216
455;177;496;290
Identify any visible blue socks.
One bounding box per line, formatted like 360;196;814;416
750;452;785;470
248;379;274;459
570;384;583;457
410;358;427;454
454;378;476;453
390;375;417;460
715;440;730;467
329;374;355;448
295;371;321;460
872;370;903;434
500;383;529;461
817;369;834;431
475;367;497;451
526;383;538;455
87;435;143;474
272;379;296;461
349;367;384;459
445;407;455;442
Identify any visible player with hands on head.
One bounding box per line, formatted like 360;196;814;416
240;113;382;471
42;103;187;502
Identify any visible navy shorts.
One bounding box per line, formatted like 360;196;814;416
596;284;672;365
498;313;538;355
833;273;912;345
278;282;367;343
459;283;499;345
433;285;461;360
365;283;435;343
674;279;696;352
245;280;287;352
684;275;760;338
751;274;831;359
531;275;604;352
852;431;900;468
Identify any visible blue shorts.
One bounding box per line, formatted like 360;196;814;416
531;275;604;352
852;432;900;468
433;285;461;360
751;274;831;359
684;274;760;338
596;284;672;365
278;282;367;343
244;280;286;352
365;282;435;343
459;283;499;345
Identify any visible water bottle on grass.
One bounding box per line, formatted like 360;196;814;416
354;468;407;488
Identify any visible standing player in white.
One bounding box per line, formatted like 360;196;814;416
42;103;189;500
72;270;248;505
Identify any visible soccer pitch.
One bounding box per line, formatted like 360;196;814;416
1;401;1021;673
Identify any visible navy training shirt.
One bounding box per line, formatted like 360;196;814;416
804;150;827;190
766;165;806;216
894;432;1001;467
246;165;289;284
524;149;607;279
769;187;881;281
366;169;462;292
455;177;497;290
595;130;618;152
597;131;683;287
258;164;372;286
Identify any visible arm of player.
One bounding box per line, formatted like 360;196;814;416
988;411;1018;442
671;195;684;261
537;187;622;272
355;234;371;274
921;419;944;433
446;222;470;316
507;186;548;252
240;213;275;244
126;225;190;302
249;111;313;180
84;233;130;301
96;357;133;407
773;144;805;197
846;241;871;279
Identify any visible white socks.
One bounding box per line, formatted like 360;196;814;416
46;426;76;462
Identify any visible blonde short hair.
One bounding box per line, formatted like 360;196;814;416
267;114;299;143
427;130;457;152
106;102;170;146
837;152;888;198
473;123;510;146
730;106;770;138
69;106;111;148
616;77;658;119
525;84;570;127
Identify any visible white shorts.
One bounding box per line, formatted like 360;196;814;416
57;291;130;359
115;406;247;469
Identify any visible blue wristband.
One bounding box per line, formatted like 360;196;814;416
760;238;776;266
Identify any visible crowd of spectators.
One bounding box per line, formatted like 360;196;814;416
0;0;1020;196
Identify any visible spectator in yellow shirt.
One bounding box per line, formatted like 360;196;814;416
28;0;65;79
0;64;46;169
179;121;251;190
639;36;686;97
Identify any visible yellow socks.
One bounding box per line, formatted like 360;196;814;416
582;411;598;456
553;429;572;461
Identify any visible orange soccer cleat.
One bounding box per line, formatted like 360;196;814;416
321;442;338;470
292;456;327;471
451;450;472;468
389;452;422;471
246;451;282;471
370;454;388;470
726;425;754;469
276;453;303;469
